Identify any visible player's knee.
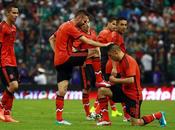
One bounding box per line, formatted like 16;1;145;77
97;87;104;97
108;90;113;97
58;87;67;96
9;81;19;91
59;90;66;96
58;80;68;96
82;89;89;94
98;87;110;96
98;87;104;95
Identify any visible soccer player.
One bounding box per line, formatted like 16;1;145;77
73;19;113;120
49;10;111;125
91;18;123;121
73;21;99;120
97;44;167;127
98;17;118;77
106;17;128;75
0;4;19;122
105;17;130;121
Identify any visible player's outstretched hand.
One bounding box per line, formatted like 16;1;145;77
104;42;114;47
109;75;116;83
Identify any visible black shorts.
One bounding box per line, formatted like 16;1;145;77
80;64;95;90
110;86;142;118
55;55;87;83
101;55;108;79
0;66;19;86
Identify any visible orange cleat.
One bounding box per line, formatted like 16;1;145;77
0;108;5;121
4;115;19;123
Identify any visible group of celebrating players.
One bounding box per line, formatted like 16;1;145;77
0;4;167;127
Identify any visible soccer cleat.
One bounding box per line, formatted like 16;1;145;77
89;112;97;120
0;108;5;121
86;115;95;121
96;80;111;87
56;120;72;125
90;112;102;120
159;112;167;127
123;117;131;122
90;106;95;113
97;120;111;126
96;113;102;120
123;112;131;122
111;110;123;117
4;115;19;122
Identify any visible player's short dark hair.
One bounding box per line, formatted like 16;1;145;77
75;9;90;18
116;17;128;22
108;17;117;23
6;3;18;13
107;44;121;53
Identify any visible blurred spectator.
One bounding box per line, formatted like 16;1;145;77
34;67;47;85
167;43;175;82
153;65;163;85
18;62;31;84
141;52;153;84
70;67;81;85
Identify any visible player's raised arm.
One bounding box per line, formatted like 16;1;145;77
49;34;56;52
79;35;112;47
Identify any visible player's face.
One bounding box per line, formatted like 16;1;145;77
76;15;89;28
117;20;127;34
108;20;117;31
80;19;90;33
7;7;19;23
108;51;120;61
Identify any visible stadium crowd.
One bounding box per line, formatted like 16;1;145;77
0;0;175;85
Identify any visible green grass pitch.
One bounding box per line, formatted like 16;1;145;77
0;100;174;130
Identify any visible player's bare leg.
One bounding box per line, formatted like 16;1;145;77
130;112;166;127
0;81;19;122
88;48;111;87
56;80;71;125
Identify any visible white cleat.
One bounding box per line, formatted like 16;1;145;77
123;117;131;122
97;121;111;126
90;112;102;120
56;120;72;125
96;80;111;87
86;115;95;121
